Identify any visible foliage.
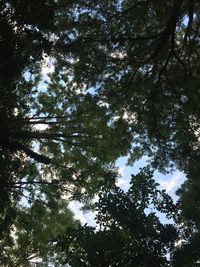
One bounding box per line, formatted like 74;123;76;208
0;0;55;118
0;0;56;237
1;0;200;265
0;198;79;266
52;3;200;263
58;167;180;266
0;0;132;243
55;0;200;172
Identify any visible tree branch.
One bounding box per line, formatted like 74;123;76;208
6;141;52;164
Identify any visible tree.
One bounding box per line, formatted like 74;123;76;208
0;198;79;266
0;0;133;253
54;0;200;173
0;0;55;236
0;70;133;249
1;1;200;265
173;165;200;266
57;167;180;266
0;0;55;122
0;0;134;210
52;3;200;262
1;70;132;199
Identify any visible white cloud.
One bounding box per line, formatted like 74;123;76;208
158;172;185;194
69;201;96;227
116;158;132;191
41;63;54;76
116;177;129;191
41;56;55;82
118;166;125;176
33;123;48;131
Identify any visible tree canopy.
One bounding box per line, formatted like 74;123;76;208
1;0;200;266
57;168;189;266
55;0;200;172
